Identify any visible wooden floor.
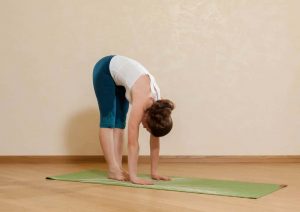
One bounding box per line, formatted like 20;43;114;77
0;162;299;212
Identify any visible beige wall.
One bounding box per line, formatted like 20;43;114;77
0;0;299;155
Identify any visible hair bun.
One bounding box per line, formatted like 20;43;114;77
157;99;175;111
148;99;175;118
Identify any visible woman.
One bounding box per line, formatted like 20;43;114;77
92;55;175;185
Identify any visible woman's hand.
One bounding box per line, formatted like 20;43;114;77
130;177;154;185
151;174;171;181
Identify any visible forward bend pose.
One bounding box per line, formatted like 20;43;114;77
92;55;175;185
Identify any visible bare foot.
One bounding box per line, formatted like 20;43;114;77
107;168;126;181
121;168;130;181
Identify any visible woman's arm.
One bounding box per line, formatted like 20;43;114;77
127;103;153;185
150;135;171;181
150;134;160;175
127;120;139;180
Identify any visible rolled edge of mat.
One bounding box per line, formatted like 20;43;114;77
45;177;55;180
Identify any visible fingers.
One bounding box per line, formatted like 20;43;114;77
131;178;154;185
152;175;171;181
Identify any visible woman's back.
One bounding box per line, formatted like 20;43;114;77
109;55;161;104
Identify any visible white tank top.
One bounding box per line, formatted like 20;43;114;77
109;55;161;103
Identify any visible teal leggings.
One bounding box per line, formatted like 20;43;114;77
92;55;129;129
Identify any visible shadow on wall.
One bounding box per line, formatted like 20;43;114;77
64;108;102;155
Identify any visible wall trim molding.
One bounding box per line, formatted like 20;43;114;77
1;155;300;163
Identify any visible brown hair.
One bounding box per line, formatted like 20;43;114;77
145;99;175;137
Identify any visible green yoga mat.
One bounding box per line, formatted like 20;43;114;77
46;169;286;199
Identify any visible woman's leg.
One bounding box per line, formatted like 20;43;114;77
99;128;126;180
113;128;129;179
114;86;130;176
113;128;125;167
93;55;126;181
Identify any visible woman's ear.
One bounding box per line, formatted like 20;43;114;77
141;112;147;126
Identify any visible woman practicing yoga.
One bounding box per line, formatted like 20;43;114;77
92;55;175;185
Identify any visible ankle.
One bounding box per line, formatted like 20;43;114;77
108;165;121;173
